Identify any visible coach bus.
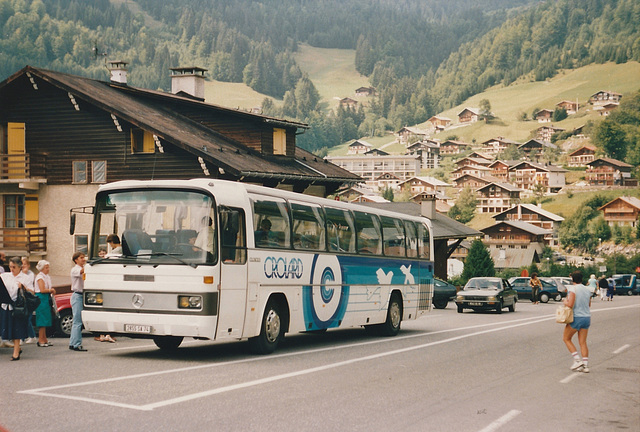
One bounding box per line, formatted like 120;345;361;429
73;179;434;354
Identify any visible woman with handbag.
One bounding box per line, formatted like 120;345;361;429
562;271;592;373
0;257;30;361
34;260;55;347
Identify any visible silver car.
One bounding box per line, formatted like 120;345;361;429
455;277;517;314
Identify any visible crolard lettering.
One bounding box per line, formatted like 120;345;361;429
264;256;304;279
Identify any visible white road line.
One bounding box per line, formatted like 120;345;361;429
477;409;521;432
613;344;630;354
560;373;582;384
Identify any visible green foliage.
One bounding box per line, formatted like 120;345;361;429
381;186;394;202
588;217;611;242
603;253;640;275
552;108;568;122
448;186;477;224
593;119;628;160
461;239;495;283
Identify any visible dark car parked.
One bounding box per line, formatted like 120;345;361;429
455;277;517;314
508;277;562;303
610;274;638;295
433;278;457;309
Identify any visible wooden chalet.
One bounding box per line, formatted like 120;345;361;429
594;102;619;116
493;204;564;247
555;100;579;114
488;160;519;182
476;182;522;214
396;126;429;145
598;196;640;228
534;109;553;123
508;161;567;194
354;86;376;97
0;65;359;276
535;125;564;142
518;139;558;160
589;90;622;106
373;172;401;190
397;176;450;196
427;116;451;131
481;137;520;155
451;173;499;190
457;108;480;123
481;221;550;269
450;165;493;181
455;156;492;168
567;145;596;167
586;158;636;186
347;139;372;155
339;97;358;109
439;140;470;156
364;148;389;156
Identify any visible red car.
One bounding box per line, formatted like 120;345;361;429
52;292;73;337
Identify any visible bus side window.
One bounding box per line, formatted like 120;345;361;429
291;202;325;251
354;211;382;255
381;216;406;257
220;206;246;264
418;222;431;259
325;207;356;253
404;221;418;258
252;197;290;248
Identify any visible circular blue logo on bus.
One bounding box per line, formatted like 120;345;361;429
302;255;349;330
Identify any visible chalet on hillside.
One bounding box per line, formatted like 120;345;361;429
439;140;470;155
598;197;640;228
397;176;450;196
451;173;499;190
355;86;376;97
481;221;550;269
481;137;520;155
568;145;596;167
534;109;554;123
455;156;492;168
467;151;494;161
535;125;564;142
427;115;451;131
556;100;579;114
493;204;564;247
457;107;480;124
489;160;520;182
405;140;440;169
339;97;358;109
347;139;373;155
396;126;429;145
0;64;359;276
518;139;558;159
586;158;636;186
373;172;401;190
450;165;493;181
476;182;522;214
594;102;619;116
365;148;389;156
589;90;622;106
509;161;567;194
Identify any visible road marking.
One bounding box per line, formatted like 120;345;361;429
560;373;582;384
478;409;521;432
21;303;640;410
613;344;630;354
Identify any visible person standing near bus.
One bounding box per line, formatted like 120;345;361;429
69;252;88;352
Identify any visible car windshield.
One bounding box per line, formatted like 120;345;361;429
464;279;500;290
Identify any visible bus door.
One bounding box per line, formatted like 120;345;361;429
216;206;248;340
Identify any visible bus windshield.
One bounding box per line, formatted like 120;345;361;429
91;189;216;265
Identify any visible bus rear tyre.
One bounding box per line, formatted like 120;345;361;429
153;336;183;351
378;292;402;337
248;301;283;354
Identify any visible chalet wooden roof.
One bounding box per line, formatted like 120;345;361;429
493;204;564;222
518;139;558;150
587;158;633;169
481;220;551;236
476;182;522;193
1;66;359;187
598;196;640;212
510;161;567;173
568;145;596;157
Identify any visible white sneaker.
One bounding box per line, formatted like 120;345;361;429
0;340;14;348
581;366;590;373
24;337;36;344
570;360;584;371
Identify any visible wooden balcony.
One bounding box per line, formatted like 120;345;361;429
0;154;30;179
0;227;47;252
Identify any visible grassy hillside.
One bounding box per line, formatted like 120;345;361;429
430;62;640;144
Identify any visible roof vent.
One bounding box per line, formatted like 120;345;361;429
107;60;128;84
170;67;207;100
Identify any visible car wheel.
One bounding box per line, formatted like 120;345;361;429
153;336;183;350
627;290;633;296
56;310;73;337
433;298;448;309
540;293;550;303
508;301;515;312
457;305;464;313
554;294;562;302
495;301;503;314
248;300;283;354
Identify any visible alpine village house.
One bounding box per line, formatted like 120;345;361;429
0;64;360;278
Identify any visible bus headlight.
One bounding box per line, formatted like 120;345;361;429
178;295;202;309
85;292;103;305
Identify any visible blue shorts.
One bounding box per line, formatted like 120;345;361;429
570;316;591;330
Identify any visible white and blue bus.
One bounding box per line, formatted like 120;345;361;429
74;179;434;354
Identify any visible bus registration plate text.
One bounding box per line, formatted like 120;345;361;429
125;324;151;333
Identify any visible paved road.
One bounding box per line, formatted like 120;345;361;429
2;296;639;432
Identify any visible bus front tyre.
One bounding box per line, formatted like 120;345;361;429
248;301;283;354
153;336;183;351
378;293;402;337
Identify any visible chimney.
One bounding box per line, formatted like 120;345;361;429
170;66;207;100
107;60;128;84
420;194;437;220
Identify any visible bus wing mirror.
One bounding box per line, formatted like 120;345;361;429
70;213;76;235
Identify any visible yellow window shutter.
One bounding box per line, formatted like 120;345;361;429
7;122;25;154
25;194;38;228
273;128;286;155
143;131;155;153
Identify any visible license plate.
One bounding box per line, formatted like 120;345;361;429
125;324;151;333
469;302;483;306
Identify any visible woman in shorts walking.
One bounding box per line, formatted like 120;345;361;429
562;271;592;373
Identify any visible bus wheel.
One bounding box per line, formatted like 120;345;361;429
153;336;183;351
379;293;402;337
248;301;282;354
